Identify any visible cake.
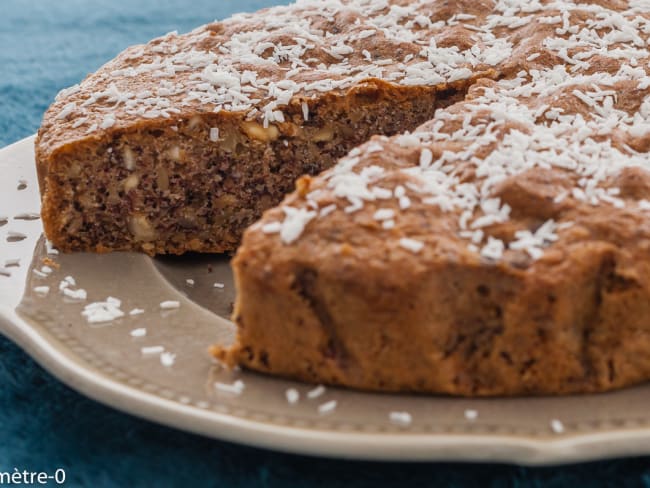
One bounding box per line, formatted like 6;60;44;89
37;0;650;395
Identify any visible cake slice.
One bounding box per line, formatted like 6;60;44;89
213;3;650;395
35;0;505;255
215;74;650;395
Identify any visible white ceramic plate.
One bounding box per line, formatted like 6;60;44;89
2;136;650;464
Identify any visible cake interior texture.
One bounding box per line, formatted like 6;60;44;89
38;82;466;254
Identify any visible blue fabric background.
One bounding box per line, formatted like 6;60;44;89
2;1;650;485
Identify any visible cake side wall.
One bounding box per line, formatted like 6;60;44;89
219;198;650;396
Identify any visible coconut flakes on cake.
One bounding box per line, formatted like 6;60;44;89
45;0;650;264
48;0;515;136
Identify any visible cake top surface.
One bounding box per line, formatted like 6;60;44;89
242;1;650;266
39;0;513;151
39;0;650;265
254;68;650;266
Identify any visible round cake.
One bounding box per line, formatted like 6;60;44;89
35;0;650;395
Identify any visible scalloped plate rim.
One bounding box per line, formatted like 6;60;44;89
3;135;650;464
4;304;650;464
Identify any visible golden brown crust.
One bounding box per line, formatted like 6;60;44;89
218;174;650;395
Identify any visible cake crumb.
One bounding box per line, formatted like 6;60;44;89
41;257;59;268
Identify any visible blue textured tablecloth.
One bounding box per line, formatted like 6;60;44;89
2;1;650;486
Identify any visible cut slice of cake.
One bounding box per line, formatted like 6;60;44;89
212;2;650;395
